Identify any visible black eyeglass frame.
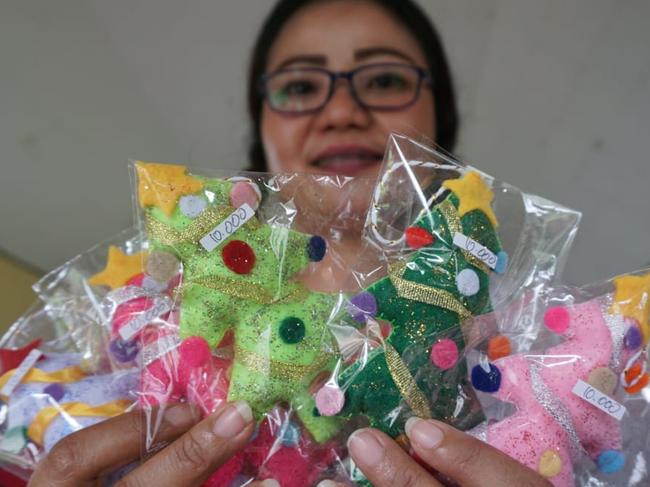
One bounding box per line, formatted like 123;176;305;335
259;62;433;115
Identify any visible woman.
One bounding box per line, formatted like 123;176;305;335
29;1;551;486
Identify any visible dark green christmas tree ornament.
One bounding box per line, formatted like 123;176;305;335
314;171;503;441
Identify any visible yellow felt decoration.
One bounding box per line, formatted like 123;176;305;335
88;246;147;290
610;272;650;343
442;171;498;227
28;400;131;445
135;161;204;216
0;366;86;399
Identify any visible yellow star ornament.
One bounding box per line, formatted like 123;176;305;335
610;272;650;344
135;161;204;217
442;171;498;227
88;246;148;289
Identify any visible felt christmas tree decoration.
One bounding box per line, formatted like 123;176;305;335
134;162;341;442
0;351;136;459
314;171;504;439
468;279;650;486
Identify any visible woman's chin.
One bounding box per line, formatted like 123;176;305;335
275;174;375;238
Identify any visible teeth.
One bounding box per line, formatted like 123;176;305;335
316;154;380;166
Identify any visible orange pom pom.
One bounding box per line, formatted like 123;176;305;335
488;335;512;361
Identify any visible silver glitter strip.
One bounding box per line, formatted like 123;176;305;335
106;285;150;306
467;421;489;443
529;361;584;460
601;296;625;371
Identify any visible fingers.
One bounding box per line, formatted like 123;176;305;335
347;428;442;487
117;400;254;487
404;418;553;487
29;403;199;487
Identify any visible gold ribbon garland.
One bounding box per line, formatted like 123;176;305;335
145;205;259;247
28;400;132;445
0;366;86;397
235;345;331;383
388;261;472;321
182;276;309;305
384;342;431;419
380;197;493;417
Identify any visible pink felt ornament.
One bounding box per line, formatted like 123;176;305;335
471;298;629;486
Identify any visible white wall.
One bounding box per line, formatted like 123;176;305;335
1;0;649;285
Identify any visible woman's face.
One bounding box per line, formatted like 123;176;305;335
261;0;436;179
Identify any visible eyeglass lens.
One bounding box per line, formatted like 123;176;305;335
266;64;422;112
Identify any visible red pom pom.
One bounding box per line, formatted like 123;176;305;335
222;240;256;274
405;226;435;248
544;306;571;334
179;336;212;369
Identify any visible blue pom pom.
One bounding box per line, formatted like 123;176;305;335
280;421;301;447
495;251;509;275
471;363;501;393
307;236;327;262
597;450;625;474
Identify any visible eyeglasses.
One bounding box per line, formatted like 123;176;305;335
260;62;432;114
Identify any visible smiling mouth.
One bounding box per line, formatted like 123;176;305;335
312;153;383;175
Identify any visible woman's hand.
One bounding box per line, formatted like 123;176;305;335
28;401;255;487
323;418;553;487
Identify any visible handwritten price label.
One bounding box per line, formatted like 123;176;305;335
200;204;255;252
572;379;626;420
119;298;172;341
453;233;497;269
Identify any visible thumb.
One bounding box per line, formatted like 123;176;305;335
404;418;553;487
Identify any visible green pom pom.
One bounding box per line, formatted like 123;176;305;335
279;317;306;344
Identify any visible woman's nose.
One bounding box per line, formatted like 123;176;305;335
314;79;372;131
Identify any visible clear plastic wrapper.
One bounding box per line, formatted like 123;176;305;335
0;230;147;478
0;304;138;477
465;269;650;486
130;130;580;487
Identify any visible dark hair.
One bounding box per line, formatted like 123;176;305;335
247;0;458;171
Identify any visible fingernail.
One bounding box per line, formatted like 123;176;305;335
261;480;280;487
347;429;384;466
317;480;339;487
164;404;195;428
212;400;253;437
405;417;444;449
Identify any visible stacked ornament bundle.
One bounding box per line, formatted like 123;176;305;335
0;133;647;487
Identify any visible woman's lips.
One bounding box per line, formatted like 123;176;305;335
311;145;383;176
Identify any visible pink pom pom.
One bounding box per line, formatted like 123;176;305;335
315;384;345;416
544;306;571;334
430;338;459;370
230;181;260;210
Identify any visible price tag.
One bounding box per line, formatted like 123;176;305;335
1;349;42;396
200;204;255;252
453;232;497;269
572;379;626;420
119;298;172;341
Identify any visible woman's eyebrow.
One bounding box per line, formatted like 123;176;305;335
275;54;327;70
354;46;416;64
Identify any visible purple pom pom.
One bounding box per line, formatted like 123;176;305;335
624;325;643;351
348;291;378;323
43;383;65;402
110;338;139;363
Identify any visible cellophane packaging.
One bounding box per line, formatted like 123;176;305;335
129;132;581;486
